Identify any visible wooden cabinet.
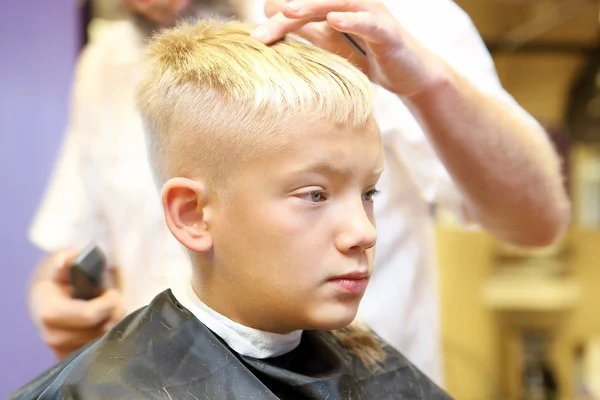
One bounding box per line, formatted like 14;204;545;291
437;227;600;399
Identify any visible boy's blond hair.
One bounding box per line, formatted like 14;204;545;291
135;19;373;188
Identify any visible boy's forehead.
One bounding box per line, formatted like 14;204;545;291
260;116;384;175
279;115;380;141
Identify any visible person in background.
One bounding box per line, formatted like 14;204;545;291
27;0;570;387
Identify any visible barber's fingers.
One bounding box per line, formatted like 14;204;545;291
254;13;381;52
280;0;372;19
44;326;106;360
253;12;357;52
263;0;366;18
38;287;123;330
41;249;79;285
103;295;128;331
253;15;368;72
264;0;370;19
292;21;344;48
326;11;394;46
291;21;369;68
39;288;126;359
254;11;311;44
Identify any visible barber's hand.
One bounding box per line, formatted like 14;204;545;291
29;250;126;359
253;0;449;98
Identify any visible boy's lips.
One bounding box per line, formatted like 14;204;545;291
328;271;370;294
331;271;369;281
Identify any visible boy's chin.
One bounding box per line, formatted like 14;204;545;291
306;305;360;331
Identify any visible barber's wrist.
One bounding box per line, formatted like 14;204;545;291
402;63;457;104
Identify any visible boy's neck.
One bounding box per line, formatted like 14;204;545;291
171;279;302;358
191;270;299;335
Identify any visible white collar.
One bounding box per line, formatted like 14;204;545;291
170;281;302;358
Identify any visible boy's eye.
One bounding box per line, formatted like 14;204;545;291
297;190;327;203
303;191;327;203
297;189;379;203
362;189;381;202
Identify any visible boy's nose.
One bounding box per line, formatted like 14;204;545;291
334;207;377;253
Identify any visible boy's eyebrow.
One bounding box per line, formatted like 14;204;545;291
287;161;384;178
304;161;354;178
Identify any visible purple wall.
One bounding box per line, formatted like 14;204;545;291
0;1;79;397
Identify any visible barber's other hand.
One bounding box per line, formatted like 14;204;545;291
29;250;126;359
253;0;449;98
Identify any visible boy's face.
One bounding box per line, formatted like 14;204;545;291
205;116;384;333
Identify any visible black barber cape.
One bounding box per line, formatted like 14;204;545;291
11;290;452;400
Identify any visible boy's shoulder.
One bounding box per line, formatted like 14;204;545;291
10;291;249;400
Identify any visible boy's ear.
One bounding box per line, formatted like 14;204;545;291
161;177;214;253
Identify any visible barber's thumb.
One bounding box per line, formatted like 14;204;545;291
52;249;79;284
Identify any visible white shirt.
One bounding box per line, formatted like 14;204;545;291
29;0;540;387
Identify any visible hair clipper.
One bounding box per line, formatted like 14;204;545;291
69;245;106;300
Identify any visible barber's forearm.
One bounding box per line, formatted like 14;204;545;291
404;70;570;247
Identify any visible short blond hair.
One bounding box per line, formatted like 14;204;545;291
136;19;373;188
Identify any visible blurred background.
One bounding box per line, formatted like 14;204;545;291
437;0;600;399
2;0;600;399
0;1;81;399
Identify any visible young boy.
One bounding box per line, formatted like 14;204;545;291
12;20;451;400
